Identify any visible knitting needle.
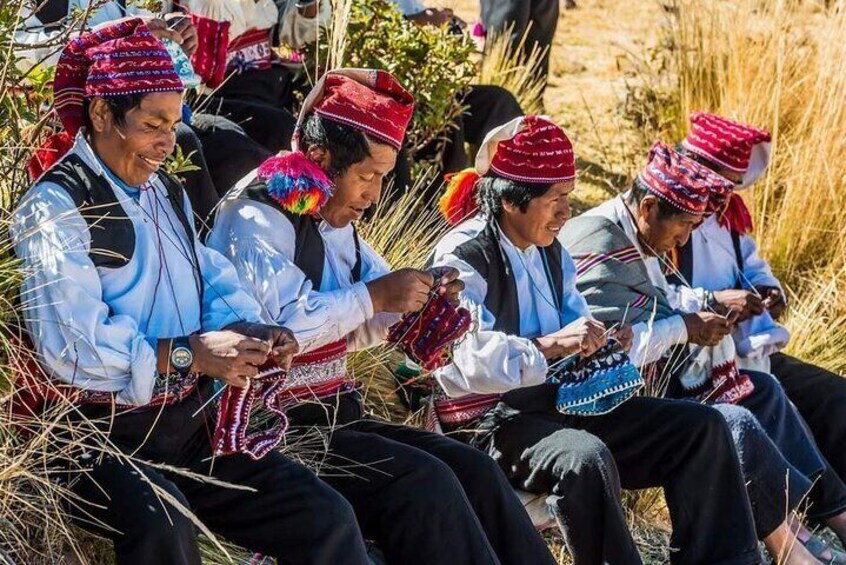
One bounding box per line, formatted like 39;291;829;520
191;383;229;418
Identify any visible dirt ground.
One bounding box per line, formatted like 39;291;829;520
440;0;669;208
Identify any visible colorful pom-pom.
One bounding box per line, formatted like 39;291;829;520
28;131;74;182
258;152;334;215
439;168;481;225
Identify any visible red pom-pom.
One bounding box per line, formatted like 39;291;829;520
439;168;480;225
28;131;74;182
718;193;754;235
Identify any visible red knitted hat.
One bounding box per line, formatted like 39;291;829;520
294;69;414;150
476;115;575;184
53;19;183;136
682;112;772;186
638;142;734;215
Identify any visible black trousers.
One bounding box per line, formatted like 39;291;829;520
206;67;302;153
286;393;555;565
769;352;846;520
467;395;760;565
65;380;371;565
480;0;559;94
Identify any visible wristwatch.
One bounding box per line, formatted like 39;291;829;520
170;337;194;374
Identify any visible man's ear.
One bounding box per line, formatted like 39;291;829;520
639;194;658;222
305;145;331;172
88;97;112;134
501;198;520;215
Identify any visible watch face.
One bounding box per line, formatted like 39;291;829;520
171;347;193;370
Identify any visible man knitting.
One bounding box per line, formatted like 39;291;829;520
427;115;761;565
560;141;846;563
12;21;398;564
672;111;846;554
207;68;556;565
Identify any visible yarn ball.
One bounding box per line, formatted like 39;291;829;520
258;152;334;215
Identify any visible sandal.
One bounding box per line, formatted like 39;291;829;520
801;535;846;564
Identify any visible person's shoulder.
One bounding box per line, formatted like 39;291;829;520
433;215;487;259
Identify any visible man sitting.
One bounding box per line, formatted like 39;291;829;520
12;20;380;564
207;68;555;565
560;141;846;563
428;115;760;565
672;111;846;552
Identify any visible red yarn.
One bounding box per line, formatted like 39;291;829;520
387;294;472;371
439;168;480;225
718;193;754;235
27;131;74;181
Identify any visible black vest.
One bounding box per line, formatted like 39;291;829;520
38;154;194;270
233;176;362;290
451;220;564;412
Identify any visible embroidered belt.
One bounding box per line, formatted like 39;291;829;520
428;391;501;431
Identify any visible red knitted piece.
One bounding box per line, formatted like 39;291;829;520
226;28;272;73
190;14;231;89
212;339;349;460
682;112;771;173
489;116;575;184
387;294;472;371
314;71;414;150
638;142;733;215
53;19;183;136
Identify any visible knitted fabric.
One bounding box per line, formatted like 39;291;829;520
682;112;771;173
476;115;576;184
256;152;334;215
294;69;414;150
213;339;349;460
53;19;183;136
637;142;733;215
387;294;472;372
548;339;644;416
189;14;231;88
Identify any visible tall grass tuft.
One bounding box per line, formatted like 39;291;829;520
477;24;547;116
630;0;846;374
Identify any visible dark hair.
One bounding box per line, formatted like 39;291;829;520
625;176;686;219
82;93;147;132
476;172;554;219
298;113;376;178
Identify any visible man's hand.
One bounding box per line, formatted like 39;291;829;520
407;8;466;29
611;323;634;352
713;289;765;322
756;285;787;320
146;18;185;47
535;317;607;360
428;266;465;305
188;331;272;388
367;268;434;314
163;14;198;56
683;312;733;347
227;323;300;369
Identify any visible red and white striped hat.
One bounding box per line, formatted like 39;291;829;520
475;115;576;184
293;68;414;151
638;142;734;215
681;112;772;188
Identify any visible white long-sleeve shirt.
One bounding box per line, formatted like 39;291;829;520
11;133;262;406
207;172;399;353
579;197;689;367
429;216;592;398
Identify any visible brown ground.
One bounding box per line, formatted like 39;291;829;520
444;0;669;209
